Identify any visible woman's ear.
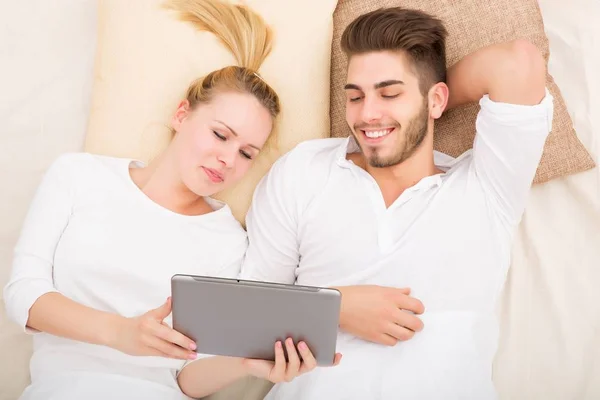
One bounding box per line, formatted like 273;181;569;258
428;82;449;120
171;100;191;132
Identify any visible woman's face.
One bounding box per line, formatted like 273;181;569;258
170;91;273;196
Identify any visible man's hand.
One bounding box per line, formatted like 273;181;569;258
336;286;425;346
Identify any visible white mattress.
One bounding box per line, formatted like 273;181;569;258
0;1;598;399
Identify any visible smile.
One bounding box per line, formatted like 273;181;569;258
361;127;395;141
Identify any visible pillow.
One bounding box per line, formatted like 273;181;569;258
84;0;338;223
330;0;596;184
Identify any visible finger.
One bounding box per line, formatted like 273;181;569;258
144;334;196;360
152;322;196;351
150;297;172;320
270;341;286;382
386;287;410;297
284;338;301;381
393;309;424;332
377;333;399;347
332;353;343;366
393;294;425;315
147;346;184;360
297;341;317;373
385;322;416;342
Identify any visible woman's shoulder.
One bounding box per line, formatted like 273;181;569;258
48;152;137;178
42;152;138;198
49;152;133;169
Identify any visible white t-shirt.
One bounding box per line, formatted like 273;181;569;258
3;153;247;400
241;91;554;400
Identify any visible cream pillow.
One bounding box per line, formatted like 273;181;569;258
85;0;338;222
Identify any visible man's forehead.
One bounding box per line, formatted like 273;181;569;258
346;51;414;87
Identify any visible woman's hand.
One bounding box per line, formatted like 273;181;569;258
242;338;342;383
110;297;197;360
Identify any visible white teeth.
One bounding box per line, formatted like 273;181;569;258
364;129;391;138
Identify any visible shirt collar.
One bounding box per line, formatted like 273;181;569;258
333;135;469;191
336;135;460;168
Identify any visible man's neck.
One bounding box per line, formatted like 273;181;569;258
350;139;442;208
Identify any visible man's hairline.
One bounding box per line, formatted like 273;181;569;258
344;49;438;95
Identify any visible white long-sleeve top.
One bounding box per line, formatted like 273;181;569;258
3;153;247;399
242;92;554;400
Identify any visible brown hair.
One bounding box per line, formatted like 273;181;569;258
164;0;280;148
340;7;448;95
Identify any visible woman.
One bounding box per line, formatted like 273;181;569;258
3;0;340;399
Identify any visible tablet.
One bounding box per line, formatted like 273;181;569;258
171;274;341;366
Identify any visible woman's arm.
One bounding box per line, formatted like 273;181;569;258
26;292;197;359
177;356;249;398
178;339;342;398
3;155;74;332
26;291;121;346
3;154;195;359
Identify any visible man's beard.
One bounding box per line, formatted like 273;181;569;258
353;101;429;169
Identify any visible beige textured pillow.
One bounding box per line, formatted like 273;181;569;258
85;0;337;222
330;0;596;184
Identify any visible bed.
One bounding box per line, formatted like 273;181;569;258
0;0;598;399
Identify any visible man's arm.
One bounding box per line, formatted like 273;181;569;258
446;39;546;109
243;148;425;346
240;151;301;284
445;39;552;224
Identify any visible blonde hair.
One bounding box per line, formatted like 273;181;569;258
164;0;280;147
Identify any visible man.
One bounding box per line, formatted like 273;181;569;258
241;7;551;399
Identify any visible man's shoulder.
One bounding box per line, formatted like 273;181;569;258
259;138;346;200
276;138;347;171
291;137;348;153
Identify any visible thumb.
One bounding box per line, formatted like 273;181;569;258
150;297;172;320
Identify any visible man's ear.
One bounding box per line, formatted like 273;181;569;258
428;82;449;120
171;100;191;132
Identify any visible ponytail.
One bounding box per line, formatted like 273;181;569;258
164;0;281;147
164;0;273;71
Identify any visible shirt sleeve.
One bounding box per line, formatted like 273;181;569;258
239;151;302;285
3;154;76;333
471;88;554;225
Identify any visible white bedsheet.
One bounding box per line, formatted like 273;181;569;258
0;1;97;399
0;1;598;399
493;1;600;399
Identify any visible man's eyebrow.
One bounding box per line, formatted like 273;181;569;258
344;80;405;91
344;83;362;91
374;80;404;89
215;120;261;151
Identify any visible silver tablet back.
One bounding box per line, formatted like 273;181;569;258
171;274;341;366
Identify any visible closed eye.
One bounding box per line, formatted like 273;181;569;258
382;94;399;99
349;96;363;103
240;150;253;160
213;131;226;141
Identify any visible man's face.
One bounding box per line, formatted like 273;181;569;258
345;51;430;168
